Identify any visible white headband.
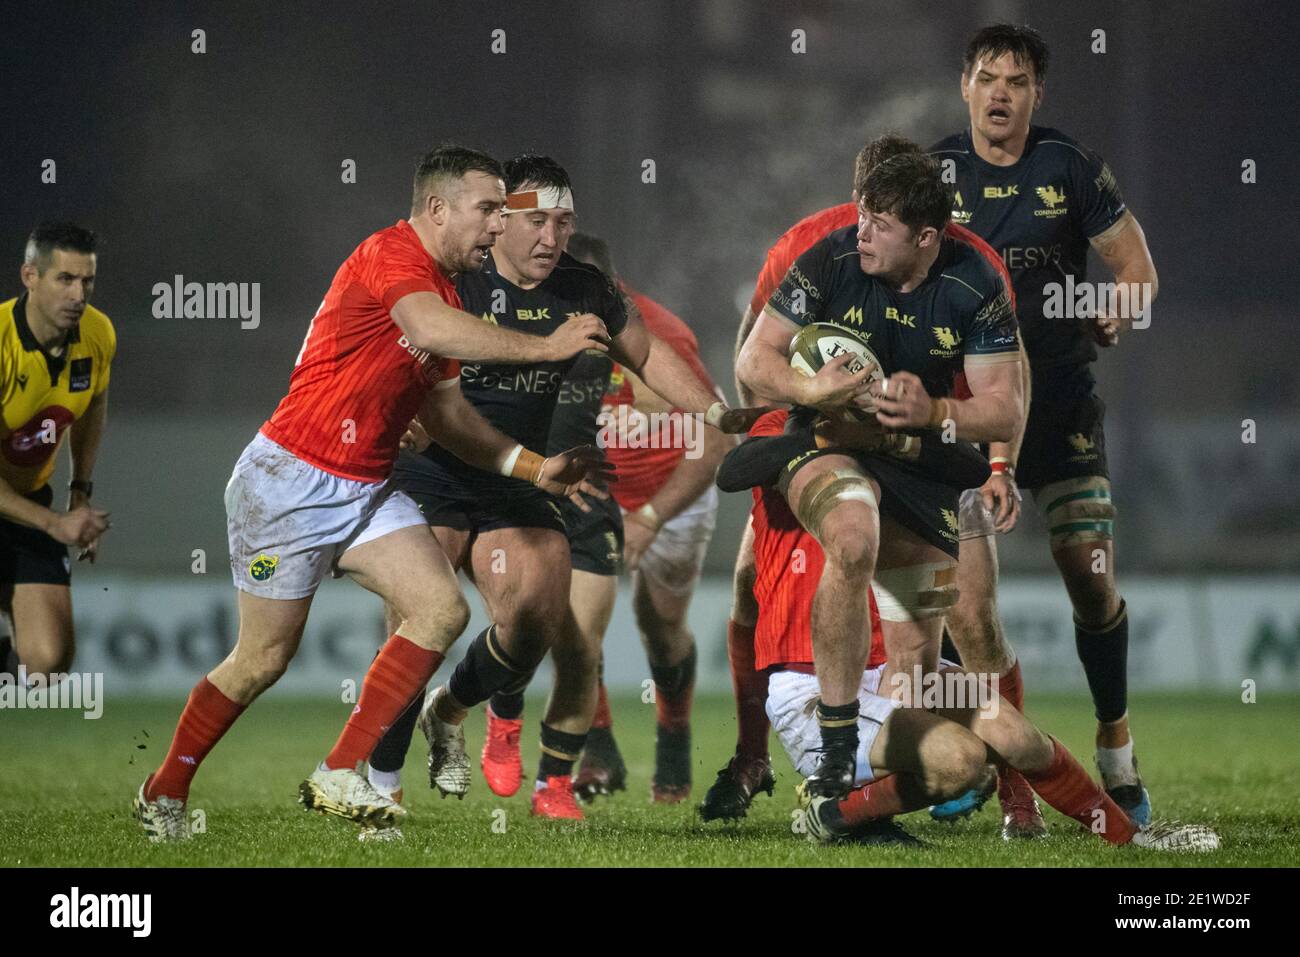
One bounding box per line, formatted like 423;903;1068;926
504;185;575;213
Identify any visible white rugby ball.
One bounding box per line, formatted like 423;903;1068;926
788;322;884;417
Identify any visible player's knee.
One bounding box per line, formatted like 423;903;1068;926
926;725;989;800
403;592;471;644
819;518;877;577
21;641;75;677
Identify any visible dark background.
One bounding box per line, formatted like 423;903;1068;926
3;0;1298;574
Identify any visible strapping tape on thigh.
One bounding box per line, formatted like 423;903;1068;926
871;561;959;622
794;468;878;536
1043;477;1116;546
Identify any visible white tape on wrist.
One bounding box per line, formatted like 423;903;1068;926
705;401;728;428
500;444;525;478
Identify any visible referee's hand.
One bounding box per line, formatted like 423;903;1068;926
50;506;111;549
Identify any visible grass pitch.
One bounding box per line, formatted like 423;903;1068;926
2;692;1296;867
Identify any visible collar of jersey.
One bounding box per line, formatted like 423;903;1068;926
963;125;1039;176
14;293;81;353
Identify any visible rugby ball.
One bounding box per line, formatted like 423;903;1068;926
788;322;885;418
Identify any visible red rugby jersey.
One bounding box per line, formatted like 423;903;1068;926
748;410;885;671
261;220;460;482
603;283;718;511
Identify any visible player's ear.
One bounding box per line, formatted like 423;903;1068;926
959;71;971;103
19;261;38;290
1033;80;1044;110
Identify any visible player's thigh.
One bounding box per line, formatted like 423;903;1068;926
874;515;951;674
337;523;469;648
948;534;1000;640
470;525;572;630
568;569;618;650
431;524;472;574
635;487;715;624
227;590;310;665
730;516;758;626
868;704;986;787
782;453;881;567
8;583;74;672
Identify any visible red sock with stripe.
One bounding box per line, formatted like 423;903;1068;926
592;681;613;731
836;773;932;825
727;619;769;759
1022;736;1137;845
146;677;245;801
325;635;444;770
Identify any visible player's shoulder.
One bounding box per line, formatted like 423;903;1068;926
357;220;429;266
940;234;1005;304
78;303;116;347
551;251;618;297
927;130;973;160
0;297;17;324
1028;125;1105;169
775;203;857;256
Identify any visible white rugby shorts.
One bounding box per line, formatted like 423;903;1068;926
634;485;718;595
225;432;426;599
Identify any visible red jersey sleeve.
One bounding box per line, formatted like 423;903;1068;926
361;230;445;314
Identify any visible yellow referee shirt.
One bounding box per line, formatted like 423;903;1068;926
0;294;115;493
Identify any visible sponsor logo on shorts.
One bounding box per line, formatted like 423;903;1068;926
942;508;959;534
1066;432;1099;462
249;553;279;581
604;531;619;564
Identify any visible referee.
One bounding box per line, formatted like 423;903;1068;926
0;223;113;682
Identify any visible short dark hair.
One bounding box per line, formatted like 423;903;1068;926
411;144;504;213
963;23;1049;83
503;153;573;196
858;152;950;234
24;221;97;273
853;134;922;194
566;232;614;276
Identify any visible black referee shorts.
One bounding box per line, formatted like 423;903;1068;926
0;485;71;586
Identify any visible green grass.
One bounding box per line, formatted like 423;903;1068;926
1;692;1296;867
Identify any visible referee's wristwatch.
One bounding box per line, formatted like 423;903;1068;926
69;479;94;498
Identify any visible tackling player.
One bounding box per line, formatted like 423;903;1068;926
930;24;1160;823
365;158;759;821
732;151;1024;800
747;410;1216;852
133;146;609;841
704;135;1034;829
562;232;730;804
0;223;113;682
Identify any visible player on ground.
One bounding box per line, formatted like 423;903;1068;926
366;158;761;821
132;146;610;842
0;223;113;683
703;135;1033;826
930;24;1160;823
732;151;1023;801
557;232;730;804
744;411;1216;852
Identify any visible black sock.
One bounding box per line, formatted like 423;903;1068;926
653;725;691;788
370;689;424;773
489;690;525;720
448;625;531;709
1075;600;1129;723
817;699;860;757
537;723;587;781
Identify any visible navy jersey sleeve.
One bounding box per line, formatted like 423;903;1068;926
596;270;629;338
766;236;835;327
1070;144;1127;239
965;274;1020;359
